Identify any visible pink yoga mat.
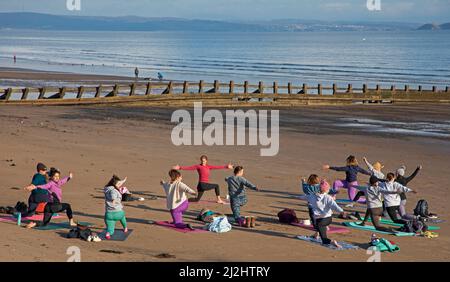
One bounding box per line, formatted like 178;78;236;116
290;222;349;234
154;221;208;233
0;214;64;223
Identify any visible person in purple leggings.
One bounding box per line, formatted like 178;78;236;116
323;155;371;202
160;169;197;230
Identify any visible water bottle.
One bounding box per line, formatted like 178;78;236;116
17;213;21;226
371;233;379;245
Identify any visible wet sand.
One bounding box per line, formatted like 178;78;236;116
0;103;449;262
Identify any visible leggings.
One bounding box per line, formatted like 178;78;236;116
386;205;407;225
230;196;248;225
308;206;316;229
399;199;415;220
105;210;127;235
315;217;332;245
170;200;189;229
332;180;363;202
367;207;394;232
42;203;73;226
189;182;220;202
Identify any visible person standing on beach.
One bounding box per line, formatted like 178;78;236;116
173;155;233;204
134;67;139;79
323;155;371;201
104;175;129;240
13;55;17;64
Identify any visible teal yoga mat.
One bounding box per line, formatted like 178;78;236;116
343;222;415;237
363;218;440;230
35;222;93;231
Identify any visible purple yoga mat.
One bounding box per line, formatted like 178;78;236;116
190;200;230;205
290;222;349;234
154;221;208;233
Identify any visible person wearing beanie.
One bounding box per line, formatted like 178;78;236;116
395;165;422;220
306;179;346;248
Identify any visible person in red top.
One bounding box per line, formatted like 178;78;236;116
173;155;233;204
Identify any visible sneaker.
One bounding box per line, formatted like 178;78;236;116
245;217;251;228
92;235;102;242
87;235;93;242
105;233;111;240
250;217;256;228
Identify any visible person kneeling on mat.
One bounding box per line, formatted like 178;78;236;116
24;167;76;228
307;180;346;248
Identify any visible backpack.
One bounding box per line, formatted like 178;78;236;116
277;209;299;224
400;218;428;233
414;200;429;217
207;216;232;233
14;202;28;214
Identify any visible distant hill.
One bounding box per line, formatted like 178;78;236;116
0;12;435;32
417;23;450;30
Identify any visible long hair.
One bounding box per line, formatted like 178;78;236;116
106;175;122;188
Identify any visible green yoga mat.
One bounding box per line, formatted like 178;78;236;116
35;222;93;231
362;218;440;230
343;222;416;237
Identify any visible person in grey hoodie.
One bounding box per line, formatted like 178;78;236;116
225;166;259;227
104;175;128;240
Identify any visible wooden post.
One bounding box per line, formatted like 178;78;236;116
391;85;396;94
258;81;264;94
182;81;189;94
229;81;234;94
244;81;249;95
21;88;29;100
287;82;292;95
198;80;204;94
130;83;136;96
446;86;449;93
318;84;322;96
59;87;66;99
4;88;13;100
363;84;368;93
405;85;409;93
303;84;308;95
77;86;84;99
95;85;103;98
38;87;46;99
273;82;278;95
432;86;437;93
418;85;422;92
347;84;353;93
376;84;381;94
167;81;173;95
332;84;337;95
214;80;220;94
146;82;152;95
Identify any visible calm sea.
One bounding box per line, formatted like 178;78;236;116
0;29;449;88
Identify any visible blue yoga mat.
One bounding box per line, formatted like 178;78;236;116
99;229;133;241
343;222;415;237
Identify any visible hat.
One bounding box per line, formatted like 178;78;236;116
396;165;406;177
36;163;47;172
320;180;330;192
372;162;384;171
116;177;127;188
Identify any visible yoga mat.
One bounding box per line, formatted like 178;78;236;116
290;222;350;234
99;229;133;241
425;218;445;224
362;218;440;230
343;222;415;237
35;222;93;231
296;235;359;250
0;214;63;223
154;221;208;233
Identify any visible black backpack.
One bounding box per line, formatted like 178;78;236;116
277;209;299;224
14;201;28;214
400;218;428;233
414;200;429;217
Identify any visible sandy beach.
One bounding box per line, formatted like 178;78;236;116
1;84;449;261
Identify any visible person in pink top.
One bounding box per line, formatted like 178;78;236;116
173;155;233;204
24;167;76;228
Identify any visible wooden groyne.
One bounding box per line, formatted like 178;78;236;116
1;80;449;106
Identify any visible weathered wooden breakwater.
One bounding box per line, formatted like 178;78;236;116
1;80;449;106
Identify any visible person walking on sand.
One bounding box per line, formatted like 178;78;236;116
173;155;233;204
134;67;139;79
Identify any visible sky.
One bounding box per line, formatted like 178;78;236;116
1;0;450;23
